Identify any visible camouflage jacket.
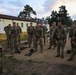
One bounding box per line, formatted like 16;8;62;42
4;26;11;35
50;26;57;39
17;26;22;36
34;26;42;38
55;26;67;40
27;26;34;35
10;27;18;38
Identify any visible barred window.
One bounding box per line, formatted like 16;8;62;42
21;23;23;27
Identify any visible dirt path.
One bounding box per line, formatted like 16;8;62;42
3;36;76;75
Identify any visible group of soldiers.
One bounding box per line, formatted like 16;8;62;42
27;21;76;61
4;22;22;54
27;22;47;53
4;21;76;61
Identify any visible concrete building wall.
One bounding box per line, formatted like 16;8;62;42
0;18;36;34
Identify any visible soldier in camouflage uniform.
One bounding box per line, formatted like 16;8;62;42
34;22;43;53
27;22;34;48
55;22;67;58
69;23;76;52
40;23;47;45
10;22;20;54
4;24;11;48
17;23;22;45
68;26;76;61
48;22;57;50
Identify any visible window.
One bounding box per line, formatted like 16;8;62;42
26;23;28;27
21;23;23;27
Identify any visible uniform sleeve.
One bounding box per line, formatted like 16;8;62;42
63;28;67;40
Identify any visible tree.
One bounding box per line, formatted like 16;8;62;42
18;5;36;19
57;5;72;26
49;10;57;25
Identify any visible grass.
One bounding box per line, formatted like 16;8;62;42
0;32;28;45
0;34;6;42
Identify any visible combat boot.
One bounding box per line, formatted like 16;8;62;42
67;58;73;61
55;55;60;57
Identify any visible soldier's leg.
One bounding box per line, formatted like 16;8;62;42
34;38;38;51
48;38;52;49
61;40;65;58
6;35;9;47
56;40;60;57
10;37;14;54
32;36;35;47
44;36;46;45
39;38;43;53
18;36;20;45
14;37;21;53
68;48;76;61
53;39;56;50
28;35;32;48
29;35;32;47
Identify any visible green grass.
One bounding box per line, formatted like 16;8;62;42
0;32;28;44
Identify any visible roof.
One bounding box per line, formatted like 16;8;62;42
0;14;36;22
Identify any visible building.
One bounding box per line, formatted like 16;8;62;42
0;14;36;34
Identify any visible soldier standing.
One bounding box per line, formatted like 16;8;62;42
55;22;66;58
10;22;20;54
27;22;34;48
48;22;57;50
68;26;76;61
4;24;11;48
40;23;47;45
34;22;43;53
17;23;22;45
69;23;76;52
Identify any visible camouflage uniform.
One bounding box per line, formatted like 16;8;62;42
41;26;47;45
10;26;20;53
17;25;22;45
4;24;11;47
69;25;76;52
48;26;57;49
55;25;66;58
34;25;43;52
68;27;76;61
27;26;34;48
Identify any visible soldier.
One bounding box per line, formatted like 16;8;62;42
69;23;76;52
68;26;76;61
10;22;21;54
27;22;34;48
40;23;47;45
55;22;66;58
4;24;11;48
34;22;43;53
48;22;57;50
17;23;22;45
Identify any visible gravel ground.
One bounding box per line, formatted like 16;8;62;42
1;36;76;75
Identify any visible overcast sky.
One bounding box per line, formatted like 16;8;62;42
0;0;76;20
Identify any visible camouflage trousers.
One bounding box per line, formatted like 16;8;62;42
6;35;11;48
49;38;57;49
57;39;65;57
17;35;21;45
69;47;76;60
43;35;46;45
10;37;20;53
34;37;43;52
28;35;34;47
